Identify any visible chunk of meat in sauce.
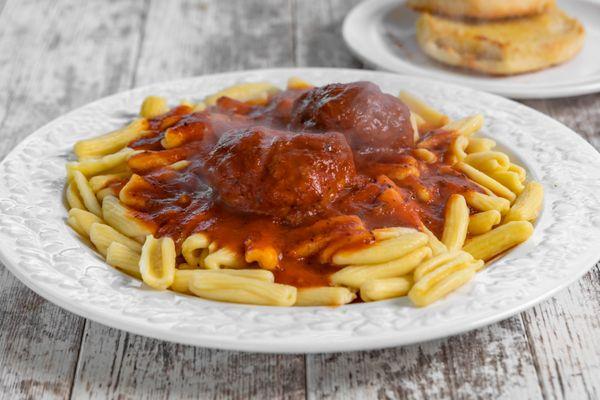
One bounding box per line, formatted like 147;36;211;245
290;81;415;156
203;126;356;224
249;89;309;127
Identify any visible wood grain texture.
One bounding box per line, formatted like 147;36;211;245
522;268;600;400
524;97;600;150
72;323;305;400
0;266;82;399
0;0;147;399
293;2;556;399
133;0;294;86
71;1;303;399
521;97;600;400
0;0;598;399
293;0;362;68
307;318;543;400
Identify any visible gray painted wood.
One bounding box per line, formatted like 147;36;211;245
293;0;363;68
71;1;304;399
0;0;598;399
72;323;306;400
0;0;147;398
520;98;600;400
133;0;294;86
307;318;543;400
294;2;550;399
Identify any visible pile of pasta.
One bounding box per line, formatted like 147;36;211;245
65;78;543;307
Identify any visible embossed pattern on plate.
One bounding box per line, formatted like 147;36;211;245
0;68;599;353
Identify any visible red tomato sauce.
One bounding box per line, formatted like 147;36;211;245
121;81;481;287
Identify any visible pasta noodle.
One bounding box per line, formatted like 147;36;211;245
106;242;141;277
68;209;104;239
360;276;413;302
468;210;501;235
295;287;356;306
74;118;149;159
466;137;496;153
398;91;449;129
66;183;85;210
204;247;246;270
441;194;469;251
413;148;437;163
464;151;510;173
464;191;511;215
67;147;138;178
449;135;469;164
505;182;544;222
188;273;297;306
463;221;534;261
171;268;275;294
420;225;448;256
89;222;142;256
139;235;176;290
169;160;191;170
96;187;116;202
64;80;542;308
409;261;476;307
181;233;211;268
287;76;313;90
371;227;420;241
488;170;524;194
413;251;472;282
410;111;428;135
331;246;432;289
89;172;131;192
332;232;428;266
140;96;168;118
442;114;484;136
456;162;516;201
508;163;527;182
102;195;154;239
204;82;279;106
72;170;102;216
244;246;279;270
410;112;421;142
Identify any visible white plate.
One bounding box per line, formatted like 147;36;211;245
343;0;600;99
1;68;599;353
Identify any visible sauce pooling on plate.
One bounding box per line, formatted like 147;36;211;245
122;81;481;287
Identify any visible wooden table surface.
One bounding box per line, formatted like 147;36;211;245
0;1;598;399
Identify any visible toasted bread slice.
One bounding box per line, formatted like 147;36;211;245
407;0;555;20
415;7;585;75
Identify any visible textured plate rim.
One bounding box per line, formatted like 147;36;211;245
0;67;599;353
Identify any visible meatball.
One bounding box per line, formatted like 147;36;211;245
203;126;356;223
290;81;415;155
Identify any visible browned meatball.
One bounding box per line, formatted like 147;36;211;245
203;126;356;223
290;81;415;156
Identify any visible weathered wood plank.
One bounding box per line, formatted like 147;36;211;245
0;0;598;398
71;1;305;399
0;0;148;399
522;267;600;400
72;323;306;400
0;267;82;399
0;0;147;157
292;0;362;68
519;97;600;400
133;0;295;86
306;317;543;400
295;1;545;398
523;96;600;150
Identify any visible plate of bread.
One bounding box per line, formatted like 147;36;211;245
343;0;599;98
